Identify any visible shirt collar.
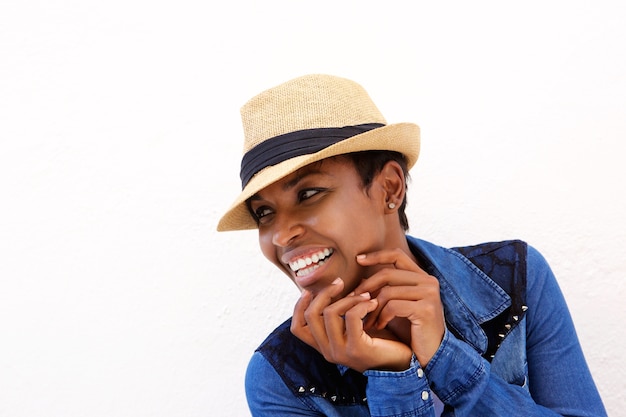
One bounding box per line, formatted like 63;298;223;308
407;236;511;354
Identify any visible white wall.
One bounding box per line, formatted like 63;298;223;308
1;1;624;416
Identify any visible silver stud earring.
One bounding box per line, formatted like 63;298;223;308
388;202;396;209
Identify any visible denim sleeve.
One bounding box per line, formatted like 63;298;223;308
422;245;607;417
524;245;606;416
363;356;436;417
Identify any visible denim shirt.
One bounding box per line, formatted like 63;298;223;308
245;237;607;416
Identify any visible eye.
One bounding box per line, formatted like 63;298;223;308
298;188;323;201
253;206;274;223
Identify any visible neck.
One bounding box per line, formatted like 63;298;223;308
383;219;417;262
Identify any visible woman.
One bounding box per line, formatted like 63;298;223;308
217;74;606;416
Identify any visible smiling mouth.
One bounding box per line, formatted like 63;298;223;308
288;248;334;277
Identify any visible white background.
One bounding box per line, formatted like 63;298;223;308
1;1;624;416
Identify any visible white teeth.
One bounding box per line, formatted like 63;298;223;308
296;260;326;277
288;248;334;273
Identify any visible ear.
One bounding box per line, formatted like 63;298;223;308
375;160;406;212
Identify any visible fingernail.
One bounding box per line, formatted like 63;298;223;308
356;254;366;260
359;292;371;299
332;277;343;285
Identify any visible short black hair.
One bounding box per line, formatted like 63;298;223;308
340;150;410;231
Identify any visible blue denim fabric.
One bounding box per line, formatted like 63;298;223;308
245;237;607;416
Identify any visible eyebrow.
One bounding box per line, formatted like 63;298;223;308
282;167;322;190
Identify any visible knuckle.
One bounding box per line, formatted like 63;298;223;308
324;347;342;364
426;274;440;287
376;287;391;304
344;307;362;321
377;267;394;282
289;325;311;346
303;309;316;322
421;302;438;317
425;282;441;297
383;299;398;313
322;305;336;317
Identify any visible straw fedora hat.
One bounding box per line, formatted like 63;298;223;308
217;74;420;231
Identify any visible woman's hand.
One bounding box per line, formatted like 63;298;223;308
353;248;445;368
290;278;413;373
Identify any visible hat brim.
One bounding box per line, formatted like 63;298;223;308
217;122;420;231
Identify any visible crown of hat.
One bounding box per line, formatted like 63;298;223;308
240;74;387;153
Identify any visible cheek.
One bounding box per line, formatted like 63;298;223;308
346;203;387;250
258;230;293;280
258;230;275;262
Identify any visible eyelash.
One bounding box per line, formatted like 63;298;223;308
298;188;323;201
252;188;326;223
254;206;273;220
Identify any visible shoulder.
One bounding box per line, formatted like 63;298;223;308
245;350;317;414
451;239;559;306
448;238;551;276
451;239;528;264
251;318;332;397
245;320;316;413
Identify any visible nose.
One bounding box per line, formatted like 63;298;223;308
271;212;305;247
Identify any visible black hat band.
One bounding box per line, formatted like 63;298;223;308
240;123;384;188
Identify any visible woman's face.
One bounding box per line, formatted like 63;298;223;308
248;157;389;297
